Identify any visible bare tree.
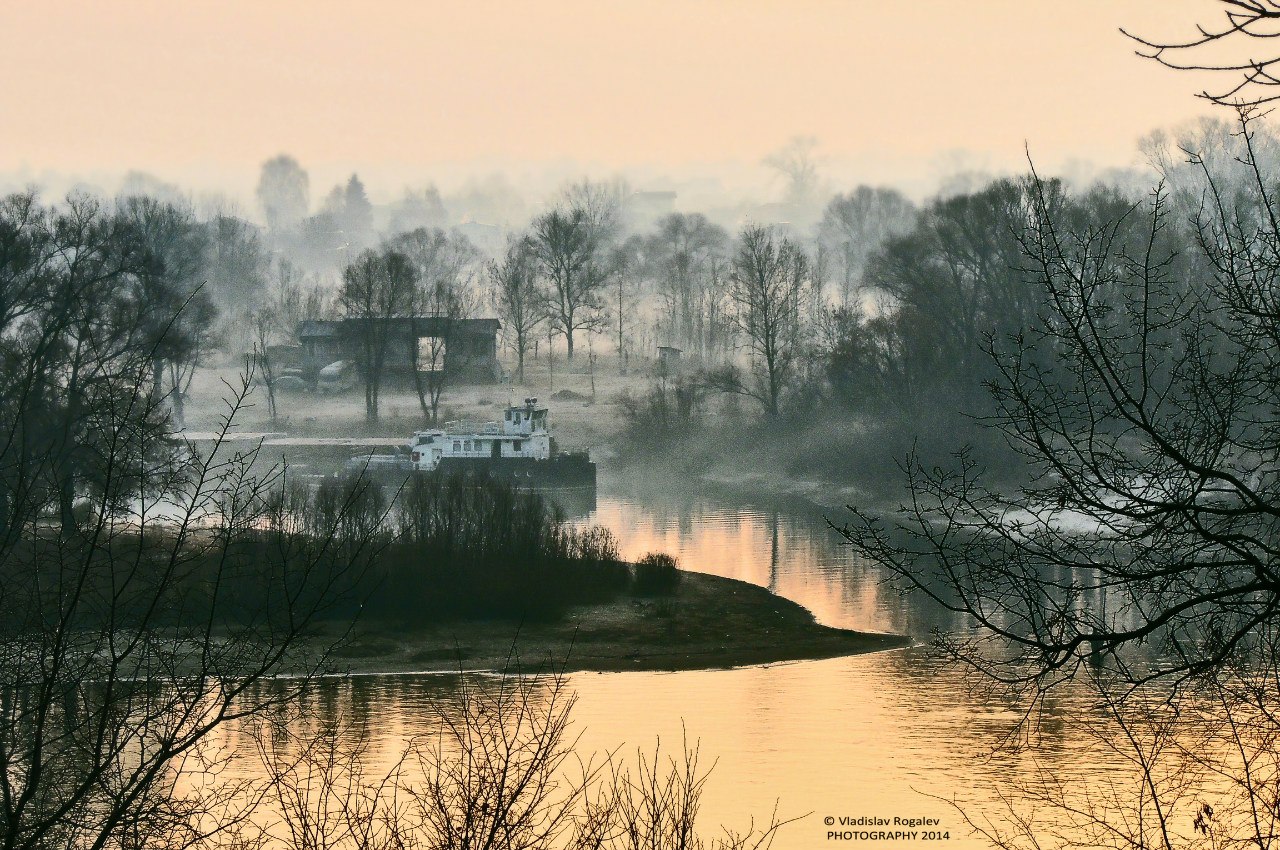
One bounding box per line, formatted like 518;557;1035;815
118;195;214;417
861;177;1070;404
6;192;158;537
532;185;621;361
1125;1;1280;108
532;208;605;362
701;254;735;363
762;136;821;208
339;247;417;424
254;668;794;850
490;234;546;383
250;305;280;424
267;256;306;343
642;213;730;359
202;213;269;308
612;235;645;371
394;227;480;424
716;225;812;416
0;191;55;332
201;213;269;360
164;293;218;429
818;186;917;307
561;178;626;241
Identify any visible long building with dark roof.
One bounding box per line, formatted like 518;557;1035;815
298;316;502;385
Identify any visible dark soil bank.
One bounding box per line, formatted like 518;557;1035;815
321;571;910;674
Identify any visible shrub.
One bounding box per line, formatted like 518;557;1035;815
377;471;628;622
632;552;681;597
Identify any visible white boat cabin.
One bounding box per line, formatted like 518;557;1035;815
406;397;552;471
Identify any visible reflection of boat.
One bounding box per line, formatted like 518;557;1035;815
542;485;597;519
345;398;597;489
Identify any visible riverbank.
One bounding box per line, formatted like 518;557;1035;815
323;571;910;674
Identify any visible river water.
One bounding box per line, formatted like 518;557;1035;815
555;474;1125;848
212;467;1156;848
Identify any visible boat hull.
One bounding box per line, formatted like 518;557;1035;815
435;453;596;488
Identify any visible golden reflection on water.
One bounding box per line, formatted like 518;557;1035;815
191;488;1165;848
203;653;1122;850
587;495;906;634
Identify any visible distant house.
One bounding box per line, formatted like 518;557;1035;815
298;317;502;385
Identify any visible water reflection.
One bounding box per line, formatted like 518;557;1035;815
215;653;1129;850
200;470;1164;848
580;473;971;638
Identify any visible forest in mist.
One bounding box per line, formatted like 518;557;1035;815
6;115;1261;493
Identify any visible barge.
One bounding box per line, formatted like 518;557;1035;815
346;397;596;488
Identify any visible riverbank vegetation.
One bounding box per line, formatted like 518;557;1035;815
292;470;629;622
278;472;898;670
835;6;1280;846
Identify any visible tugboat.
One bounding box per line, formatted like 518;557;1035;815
346;397;596;488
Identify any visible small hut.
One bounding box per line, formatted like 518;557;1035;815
656;345;683;377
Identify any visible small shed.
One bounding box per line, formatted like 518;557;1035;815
656;345;683;377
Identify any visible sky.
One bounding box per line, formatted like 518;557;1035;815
0;1;1225;203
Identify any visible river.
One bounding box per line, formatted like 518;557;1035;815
556;473;1130;848
204;468;1155;849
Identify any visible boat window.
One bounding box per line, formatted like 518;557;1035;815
452;440;461;452
514;440;522;452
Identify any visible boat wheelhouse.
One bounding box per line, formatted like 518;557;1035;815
407;397;553;471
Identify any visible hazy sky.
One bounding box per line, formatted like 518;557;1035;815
0;1;1223;200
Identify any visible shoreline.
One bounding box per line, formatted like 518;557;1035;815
321;571;911;675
